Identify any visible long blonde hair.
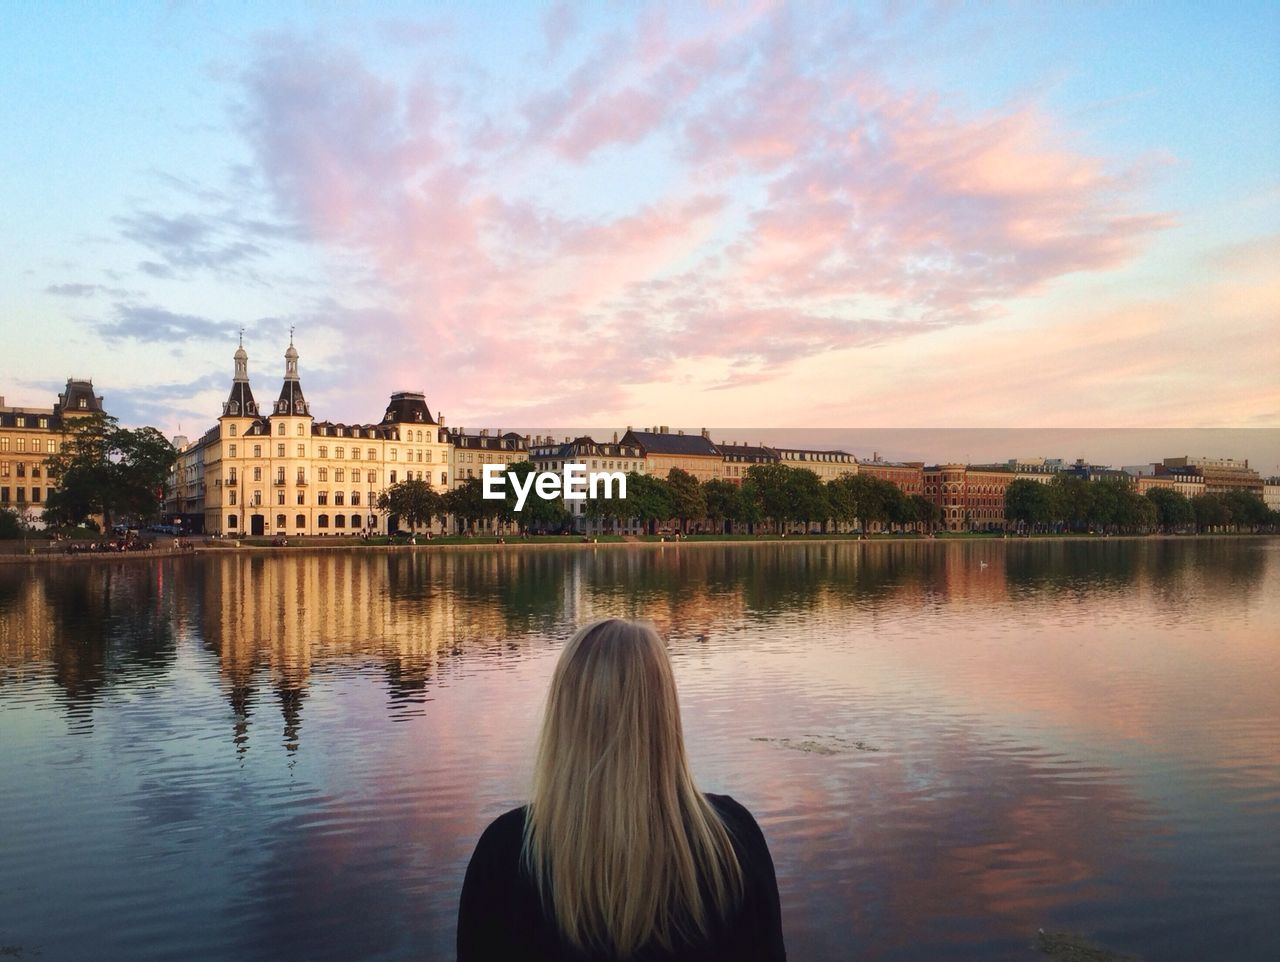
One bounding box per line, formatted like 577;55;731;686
523;618;743;957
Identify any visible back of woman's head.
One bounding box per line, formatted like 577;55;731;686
524;618;742;958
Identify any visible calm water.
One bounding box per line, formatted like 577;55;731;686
1;540;1277;962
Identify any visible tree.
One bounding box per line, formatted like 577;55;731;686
744;464;794;532
377;477;443;531
1145;487;1194;532
1005;479;1053;531
43;412;177;531
622;472;673;534
910;494;941;533
1222;489;1269;531
444;478;498;533
1191;493;1230;531
702;479;743;533
666;468;706;533
827;473;891;532
0;507;23;540
787;469;829;532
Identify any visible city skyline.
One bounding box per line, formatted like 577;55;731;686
2;2;1278;434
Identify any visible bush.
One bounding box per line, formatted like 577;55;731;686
0;509;24;540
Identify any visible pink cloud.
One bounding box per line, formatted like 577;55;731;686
229;10;1175;425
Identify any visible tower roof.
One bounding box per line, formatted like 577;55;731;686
274;339;309;417
381;391;436;425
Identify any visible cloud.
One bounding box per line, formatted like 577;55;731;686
45;283;102;297
97;304;238;342
213;9;1171;425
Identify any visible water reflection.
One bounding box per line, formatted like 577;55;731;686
0;540;1277;961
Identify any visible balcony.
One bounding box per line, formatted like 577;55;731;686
295;478;308;485
274;479;287;486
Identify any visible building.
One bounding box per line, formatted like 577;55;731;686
529;434;646;532
1263;478;1280;512
1150;465;1206;500
620;427;724;482
773;446;858;482
719;442;779;483
448;428;529;487
0;379;105;528
1160;456;1262;495
923;463;1016;532
169;340;451;537
859;459;924;498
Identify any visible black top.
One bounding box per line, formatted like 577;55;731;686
457;794;786;962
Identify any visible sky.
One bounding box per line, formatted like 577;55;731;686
1;1;1278;460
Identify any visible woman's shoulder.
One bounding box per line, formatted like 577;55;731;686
476;804;529;847
704;793;759;829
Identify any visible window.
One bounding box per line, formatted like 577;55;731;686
296;468;305;482
16;463;25;478
441;472;447;485
46;439;56;453
335;492;345;506
16;439;25;453
319;467;328;482
276;467;285;483
351;514;361;528
296;514;306;528
39;417;48;428
335;514;346;528
391;449;398;461
228;515;237;528
335;468;345;483
31;488;40;503
229;424;237;437
277;422;285;436
367;470;376;484
351;492;360;506
253;445;262;458
276;514;286;528
253;467;262;481
0;487;7;503
297;424;304;436
277;443;285;457
0;439;7;452
351;447;360;460
252;491;262;506
229;444;237;457
319;446;328;458
318;514;329;528
367;448;375;460
336;446;345;459
389;470;397;484
78;398;86;409
296;492;304;505
16;488;24;502
317;492;328;505
276;490;285;505
297;444;305;458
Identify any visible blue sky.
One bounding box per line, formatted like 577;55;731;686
1;1;1277;446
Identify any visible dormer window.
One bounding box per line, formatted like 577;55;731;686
78;398;86;409
230;402;239;415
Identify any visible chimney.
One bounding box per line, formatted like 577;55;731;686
613;431;618;443
701;427;710;439
677;428;685;436
660;425;669;434
438;413;446;426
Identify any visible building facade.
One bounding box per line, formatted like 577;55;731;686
1160;456;1262;495
923;463;1015;532
0;379;105;528
169;341;451;537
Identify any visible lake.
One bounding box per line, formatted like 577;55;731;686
1;539;1277;961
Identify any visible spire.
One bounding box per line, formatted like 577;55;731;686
276;335;309;417
223;337;257;418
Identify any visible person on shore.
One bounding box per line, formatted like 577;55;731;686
458;618;786;961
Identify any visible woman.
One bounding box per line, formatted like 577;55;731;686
458;618;786;961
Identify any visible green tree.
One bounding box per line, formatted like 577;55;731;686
1005;479;1054;531
1191;492;1231;531
827;473;891;532
43;412;177;531
744;463;793;532
666;468;707;533
0;507;23;540
444;478;498;533
787;469;830;532
910;494;941;532
497;462;572;533
622;471;674;534
1222;489;1268;530
1145;487;1194;531
377;477;443;531
1048;475;1092;531
702;478;743;533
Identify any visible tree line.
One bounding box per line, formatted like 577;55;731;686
1003;476;1278;534
379;462;944;535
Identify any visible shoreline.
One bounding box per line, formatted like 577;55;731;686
1;531;1273;565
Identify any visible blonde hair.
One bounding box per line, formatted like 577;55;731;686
523;618;743;957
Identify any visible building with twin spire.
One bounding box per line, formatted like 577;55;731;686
169;338;451;537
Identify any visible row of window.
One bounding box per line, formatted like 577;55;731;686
225;513;373;530
0;438;59;453
0;487;41;503
222;442;436;463
224;422;439;445
0;463;43;478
